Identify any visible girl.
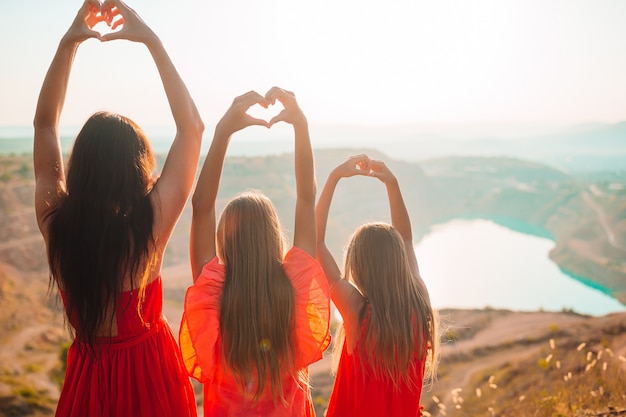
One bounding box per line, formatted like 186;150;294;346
316;155;439;417
33;1;203;416
180;89;330;416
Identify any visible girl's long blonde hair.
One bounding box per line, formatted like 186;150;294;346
337;222;439;388
217;190;300;402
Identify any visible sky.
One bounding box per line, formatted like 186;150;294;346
1;0;625;132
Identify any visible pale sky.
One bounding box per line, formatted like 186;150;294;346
1;0;625;130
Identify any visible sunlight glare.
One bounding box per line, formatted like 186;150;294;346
246;102;285;124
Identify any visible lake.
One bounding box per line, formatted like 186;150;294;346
414;219;625;316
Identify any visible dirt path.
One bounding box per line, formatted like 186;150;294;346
582;189;625;251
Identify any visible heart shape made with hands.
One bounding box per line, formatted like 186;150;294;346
87;2;123;36
246;102;285;124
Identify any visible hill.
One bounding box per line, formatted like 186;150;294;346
0;149;624;415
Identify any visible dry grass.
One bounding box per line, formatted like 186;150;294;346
423;337;626;417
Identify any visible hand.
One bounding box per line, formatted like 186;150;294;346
100;0;158;44
264;87;307;127
216;91;271;138
332;154;372;179
369;159;397;185
61;0;104;45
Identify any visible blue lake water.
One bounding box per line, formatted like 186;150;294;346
3;126;623;316
414;219;625;316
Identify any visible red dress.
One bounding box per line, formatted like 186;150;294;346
325;305;426;417
180;247;331;417
56;277;197;417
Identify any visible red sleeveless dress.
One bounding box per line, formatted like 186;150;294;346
56;277;197;417
325;305;426;417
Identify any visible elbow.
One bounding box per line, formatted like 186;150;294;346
191;189;206;211
191;117;205;145
191;186;214;214
196;118;206;138
191;196;215;222
33;113;55;131
301;181;317;206
179;116;205;147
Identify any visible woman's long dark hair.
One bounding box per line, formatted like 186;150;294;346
47;112;157;350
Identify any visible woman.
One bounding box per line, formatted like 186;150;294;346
33;1;203;416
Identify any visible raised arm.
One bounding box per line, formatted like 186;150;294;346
369;159;423;282
190;92;269;281
265;87;316;257
315;155;370;351
33;0;102;240
101;0;204;247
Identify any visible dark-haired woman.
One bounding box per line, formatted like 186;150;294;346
33;1;203;416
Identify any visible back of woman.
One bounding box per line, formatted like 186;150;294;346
33;1;203;416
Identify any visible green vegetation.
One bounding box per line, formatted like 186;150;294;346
49;341;71;389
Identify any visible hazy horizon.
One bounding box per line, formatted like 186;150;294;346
2;118;624;142
2;1;626;128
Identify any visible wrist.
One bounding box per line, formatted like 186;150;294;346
292;117;308;133
384;175;399;188
329;168;344;182
59;35;82;51
214;122;233;142
143;32;163;51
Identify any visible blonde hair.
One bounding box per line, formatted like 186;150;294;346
217;190;301;402
336;222;439;388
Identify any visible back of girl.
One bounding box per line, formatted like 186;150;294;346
33;1;203;416
316;155;439;417
180;89;330;416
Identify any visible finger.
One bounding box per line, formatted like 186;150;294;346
83;0;101;13
102;5;121;26
264;87;279;105
268;109;290;126
102;0;128;25
349;154;369;164
369;159;385;170
104;0;126;11
368;161;388;177
86;1;100;15
265;86;294;105
100;28;127;42
110;16;124;30
246;116;270;129
235;90;264;102
80;0;101;25
85;11;105;28
356;160;370;173
84;28;102;40
348;154;369;167
236;91;270;112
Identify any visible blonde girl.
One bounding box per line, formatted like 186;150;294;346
316;155;438;417
180;88;330;416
